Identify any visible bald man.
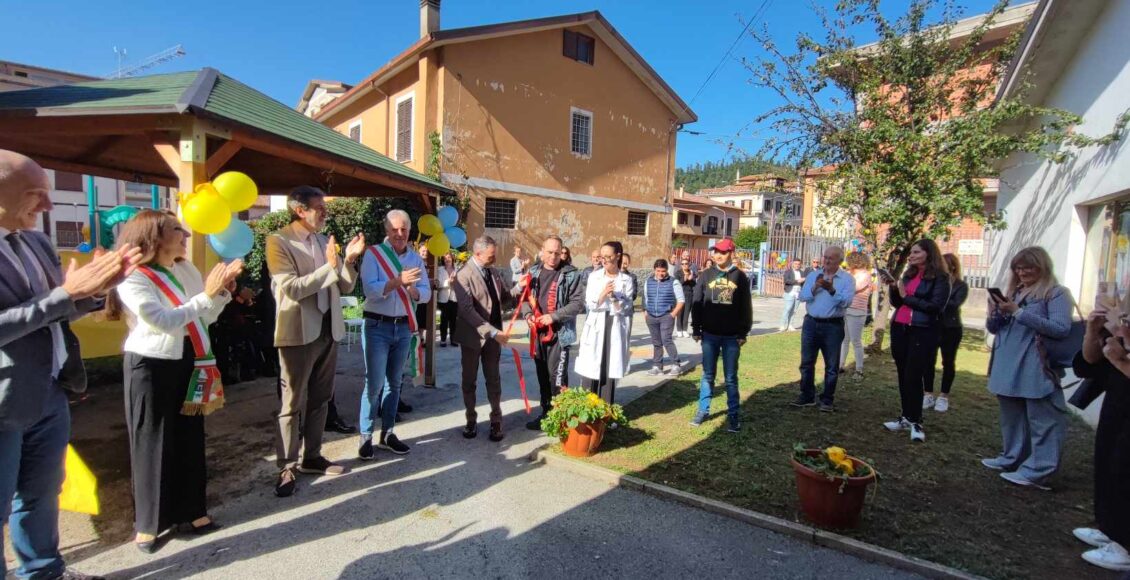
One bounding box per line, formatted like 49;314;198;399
0;150;140;580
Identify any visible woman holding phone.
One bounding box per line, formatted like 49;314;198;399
983;246;1074;491
881;239;950;443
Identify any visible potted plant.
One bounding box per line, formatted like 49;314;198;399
791;443;877;529
541;388;628;457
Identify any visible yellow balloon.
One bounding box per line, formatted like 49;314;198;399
427;233;450;257
418;214;443;236
183;192;232;234
212;171;259;212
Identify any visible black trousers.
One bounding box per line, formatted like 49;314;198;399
924;326;962;394
124;340;207;535
534;337;570;415
890;323;940;424
584;315;617;404
439;300;458;343
676;297;692;332
1096;385;1130;546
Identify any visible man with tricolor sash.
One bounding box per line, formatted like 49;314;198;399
358;209;430;460
267;186;365;498
523;236;585;431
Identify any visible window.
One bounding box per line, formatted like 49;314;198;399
706;216;718;234
348;121;362;143
726;218;733;236
484;198;517;229
54;171;83;192
570;108;592;157
55;221;83;248
563;30;595;65
14;70;28;78
395;94;413;163
125;181;152;194
677;212;688;225
693;215;701;227
775;201;783;213
763;199;772;212
627;211;647;236
741;200;753;215
725;201;735;206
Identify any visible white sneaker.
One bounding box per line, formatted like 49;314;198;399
1074;528;1113;548
922;394;936;409
778;326;787;332
883;417;910;431
1082;541;1130;572
934;396;949;412
910;423;926;442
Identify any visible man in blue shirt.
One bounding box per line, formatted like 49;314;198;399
792;246;855;411
358;209;431;459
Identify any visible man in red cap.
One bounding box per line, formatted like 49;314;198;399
689;238;752;432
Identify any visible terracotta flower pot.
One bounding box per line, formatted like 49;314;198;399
791;449;876;529
561;420;607;458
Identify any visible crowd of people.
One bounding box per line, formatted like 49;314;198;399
0;147;1125;577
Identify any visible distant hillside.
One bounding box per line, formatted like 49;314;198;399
676;157;794;193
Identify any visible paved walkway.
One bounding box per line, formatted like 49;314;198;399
45;302;918;579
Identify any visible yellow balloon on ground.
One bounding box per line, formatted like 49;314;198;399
418;214;443;236
183;192;232;234
427;233;450;256
212;171;259;212
60;445;99;515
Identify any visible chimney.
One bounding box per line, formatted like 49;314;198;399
420;0;440;38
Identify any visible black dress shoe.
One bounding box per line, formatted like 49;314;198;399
525;416;545;431
326;418;357;434
398;400;413;413
462;422;478;439
189;519;222;535
489;423;504;442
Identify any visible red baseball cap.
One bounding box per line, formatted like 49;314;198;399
710;239;736;253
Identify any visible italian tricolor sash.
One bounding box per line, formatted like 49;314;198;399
367;243;425;377
137;265;225;416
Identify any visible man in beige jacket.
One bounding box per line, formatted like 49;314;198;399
267;186;365;497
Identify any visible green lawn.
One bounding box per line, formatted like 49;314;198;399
562;331;1109;580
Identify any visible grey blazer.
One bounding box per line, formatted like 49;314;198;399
0;230;101;431
986;285;1074;399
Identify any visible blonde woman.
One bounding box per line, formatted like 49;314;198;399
839;252;873;382
983;246;1073;490
110;210;242;552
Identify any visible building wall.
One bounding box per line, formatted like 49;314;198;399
439;26;676;262
994;0;1130;311
325;66;417;167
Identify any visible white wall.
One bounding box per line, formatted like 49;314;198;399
994;0;1130;304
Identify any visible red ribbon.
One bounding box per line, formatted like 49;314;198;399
503;274;535;414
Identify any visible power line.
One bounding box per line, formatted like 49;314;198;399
688;0;775;105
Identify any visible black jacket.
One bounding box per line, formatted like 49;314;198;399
783;268;805;290
941;279;969;329
691;266;753;337
889;273;951;328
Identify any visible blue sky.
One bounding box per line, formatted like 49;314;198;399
1;0;1006;168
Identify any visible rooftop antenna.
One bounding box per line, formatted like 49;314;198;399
107;44;186;79
112;46;127;78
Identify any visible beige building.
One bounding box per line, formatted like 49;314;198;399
672;191;742;251
302;3;696;263
697;173;803;232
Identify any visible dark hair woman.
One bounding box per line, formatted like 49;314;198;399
575;241;633;406
111;210;243;552
881;239;950;443
923;253;968;413
675;256;697;337
436;252;459;347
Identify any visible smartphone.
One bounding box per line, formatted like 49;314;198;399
876;268;893;283
988;287;1007;303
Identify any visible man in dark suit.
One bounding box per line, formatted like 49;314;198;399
0;150;140;580
454;235;520;442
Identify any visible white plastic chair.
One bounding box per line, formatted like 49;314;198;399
340;296;363;351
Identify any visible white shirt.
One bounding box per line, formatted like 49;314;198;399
0;227;66;376
298;226;329;313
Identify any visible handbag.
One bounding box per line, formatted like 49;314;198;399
1067;378;1105;410
1033;289;1085;388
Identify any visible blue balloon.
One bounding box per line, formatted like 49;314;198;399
444;226;467;249
208;219;254;259
437;205;459;229
76;242;92;253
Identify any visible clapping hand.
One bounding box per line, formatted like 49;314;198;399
400;267;422;287
63;244;142;300
344;233;366;266
204;259;243;298
324;235;340;269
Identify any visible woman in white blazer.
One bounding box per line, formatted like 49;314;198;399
109;210;242;553
576;241;634;405
436;252;459;347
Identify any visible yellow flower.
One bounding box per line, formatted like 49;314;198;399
836;459;855;476
824;446;847;464
586;393;603;407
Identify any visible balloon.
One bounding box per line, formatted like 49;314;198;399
212;171;259;212
444;226;466;249
76;242;92;253
437;205;459;229
80;225;90;242
208;220;254;259
418;214;443;236
426;233;450;256
183;192;231;234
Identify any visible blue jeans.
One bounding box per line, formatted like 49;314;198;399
698;333;741;420
0;386;69;580
780;292;800;328
799;316;846;405
360;318;412;437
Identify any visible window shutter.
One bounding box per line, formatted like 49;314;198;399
563;30;577;59
578;35;595;65
396;98;413;162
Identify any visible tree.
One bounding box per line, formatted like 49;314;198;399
745;0;1126;349
734;225;768;250
675;155;793;193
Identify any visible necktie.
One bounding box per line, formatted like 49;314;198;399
483;267;502;329
308;234;329;313
8;233;65;377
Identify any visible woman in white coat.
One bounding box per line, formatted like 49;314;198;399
576;241;634;404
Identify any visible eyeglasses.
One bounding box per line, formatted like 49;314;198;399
1013;264;1039;273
